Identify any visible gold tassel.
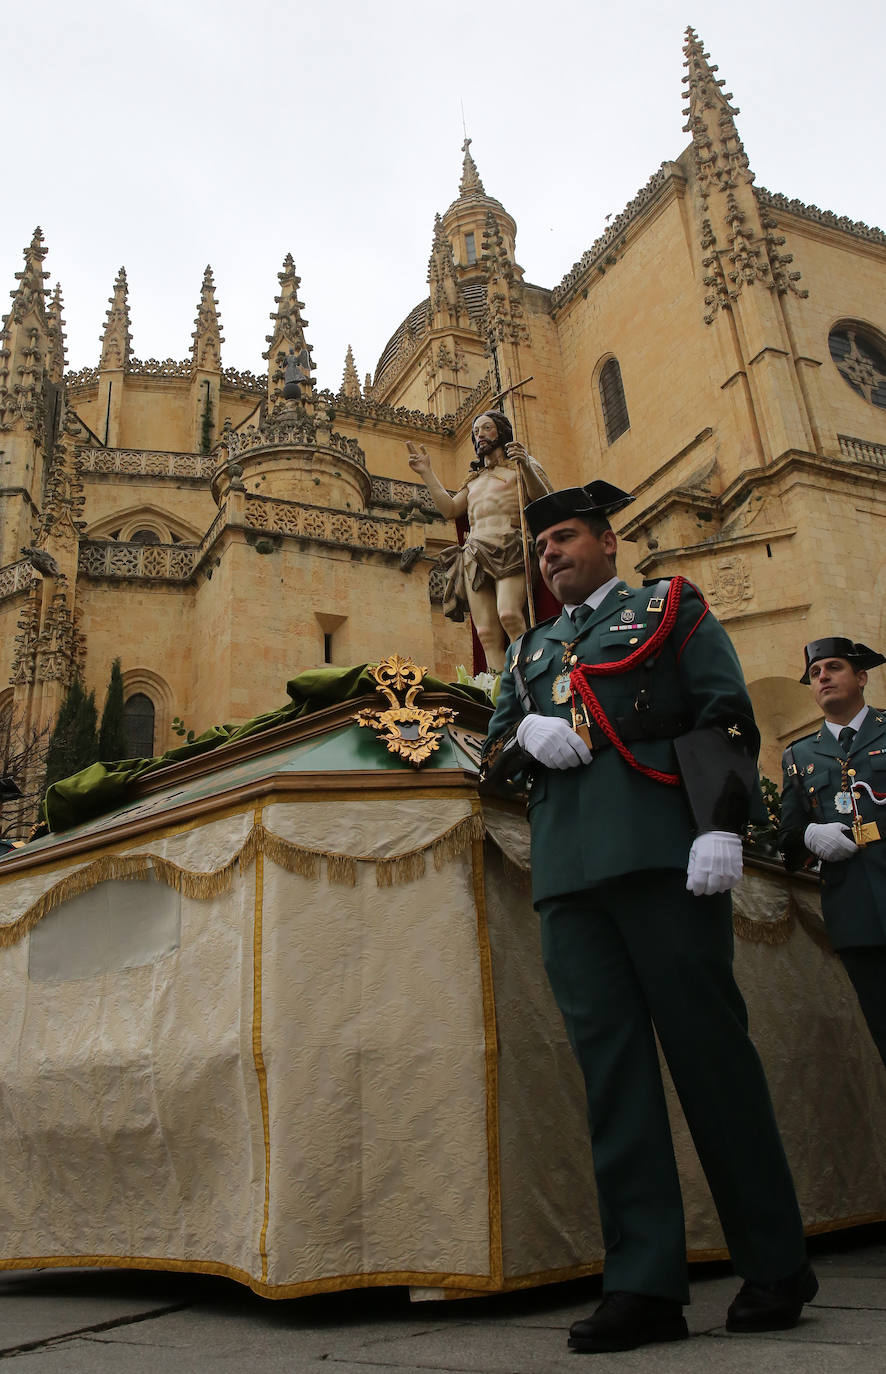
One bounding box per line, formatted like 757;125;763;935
375;851;426;886
431;813;486;871
326;853;357;886
149;854;239;900
0;812;497;947
236;824;263;875
0;855;151;950
261;830;322;880
732;905;794;945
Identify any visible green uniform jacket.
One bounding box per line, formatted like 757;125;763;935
778;708;886;949
484;579;760;903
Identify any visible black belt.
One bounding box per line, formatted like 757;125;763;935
584;712;690;752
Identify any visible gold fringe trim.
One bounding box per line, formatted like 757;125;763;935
149;854;239;901
732;904;794;945
260;828;322;881
432;812;486;871
732;891;837;953
374;813;485;887
326;853;357;886
376;851;425;887
0;812;491;947
0;854;152;950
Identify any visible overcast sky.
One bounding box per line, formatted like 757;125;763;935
3;0;884;394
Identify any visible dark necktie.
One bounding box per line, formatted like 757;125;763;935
838;726;856;756
571;603;594;631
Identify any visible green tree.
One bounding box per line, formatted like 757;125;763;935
43;679;99;793
99;658;128;761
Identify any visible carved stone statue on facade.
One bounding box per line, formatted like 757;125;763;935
407;410;552;672
282;347;312;402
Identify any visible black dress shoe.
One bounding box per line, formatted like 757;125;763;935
568;1291;689;1353
726;1260;818;1332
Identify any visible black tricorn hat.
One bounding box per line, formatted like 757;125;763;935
524;481;635;540
800;637;886;684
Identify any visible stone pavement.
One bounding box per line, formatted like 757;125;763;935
1;1223;884;1373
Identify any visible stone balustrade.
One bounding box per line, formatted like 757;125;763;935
78;541;199;581
369;476;440;514
243;496;410;553
838;434;886;467
78;449;217;480
0;559;36;602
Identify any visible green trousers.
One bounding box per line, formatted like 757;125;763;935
538;868;806;1303
839;946;886;1068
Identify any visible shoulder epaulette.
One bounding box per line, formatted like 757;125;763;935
782;731;817;754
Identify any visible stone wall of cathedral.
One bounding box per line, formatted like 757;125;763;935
2;29;886;812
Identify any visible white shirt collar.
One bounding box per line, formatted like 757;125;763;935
824;704;869;739
565;576;620;616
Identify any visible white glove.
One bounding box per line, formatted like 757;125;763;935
516;714;592;769
804;822;857;862
686;831;743;896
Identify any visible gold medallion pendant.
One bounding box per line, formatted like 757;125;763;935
552;673;571;705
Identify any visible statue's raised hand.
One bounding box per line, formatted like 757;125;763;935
406;441;431;477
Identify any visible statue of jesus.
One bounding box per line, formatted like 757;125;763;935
407;410;552;672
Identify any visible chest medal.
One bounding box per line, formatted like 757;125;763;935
552;640;579;705
835;758;856;815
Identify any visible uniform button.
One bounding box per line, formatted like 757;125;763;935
629;637;638;645
570;655;578;666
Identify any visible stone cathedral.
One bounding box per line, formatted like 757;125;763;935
2;28;885;818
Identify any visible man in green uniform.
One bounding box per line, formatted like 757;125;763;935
481;482;814;1354
778;637;886;1067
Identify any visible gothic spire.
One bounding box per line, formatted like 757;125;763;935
5;227;50;328
427;212;468;327
0;228;52;436
99;267;132;370
263;253;315;410
682;28;807;322
190;264;223;371
682;26;751;209
37;407;87;550
339;345;361;398
459;137;486;197
47;283;67;384
481;210;515;285
482;210;529;347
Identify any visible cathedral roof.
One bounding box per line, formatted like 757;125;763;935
372;279;488;390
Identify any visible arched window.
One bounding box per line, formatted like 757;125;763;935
599;358;630;444
829;323;886;409
130;529;162;545
123;693;155;759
